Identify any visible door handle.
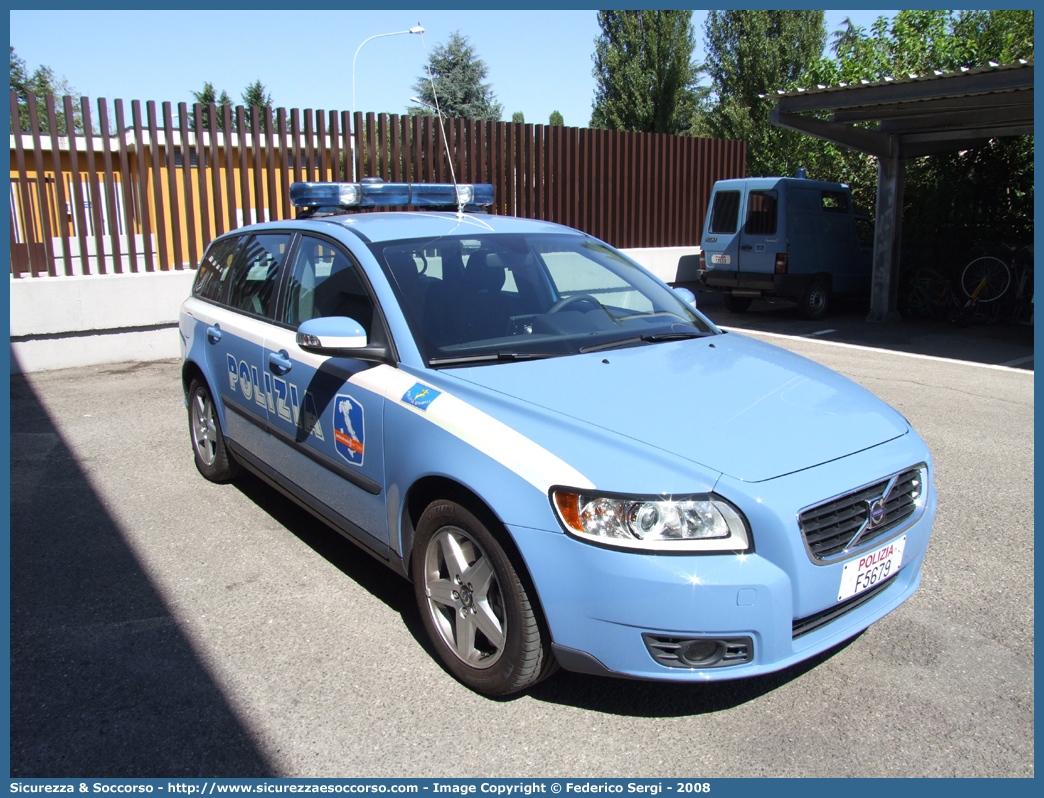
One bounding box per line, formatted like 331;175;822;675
268;350;293;374
740;245;753;250
206;324;222;344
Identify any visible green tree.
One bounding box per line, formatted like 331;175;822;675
241;79;274;131
409;32;503;120
10;46;28;97
830;17;861;56
802;10;1035;271
10;46;82;133
696;6;1034;259
189;81;233;129
960;9;1034;63
242;79;272;111
590;10;699;134
549;110;564;126
814;9;1035;84
698;10;825;175
512;111;525;124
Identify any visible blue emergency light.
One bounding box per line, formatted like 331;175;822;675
289;180;494;210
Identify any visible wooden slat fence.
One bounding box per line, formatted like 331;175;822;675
9;91;746;278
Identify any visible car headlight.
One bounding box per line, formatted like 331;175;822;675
550;488;752;553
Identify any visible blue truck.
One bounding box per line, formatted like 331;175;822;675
696;176;874;319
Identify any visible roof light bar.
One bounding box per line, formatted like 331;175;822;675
289;181;494;209
289;182;361;207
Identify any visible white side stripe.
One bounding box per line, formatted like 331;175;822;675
263;325;333;369
351;365;595;493
183;298;276;345
186;300;595;493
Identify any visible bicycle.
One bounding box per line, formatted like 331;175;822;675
905;266;954;320
905;265;1001;326
960;244;1034;325
1003;244;1035;325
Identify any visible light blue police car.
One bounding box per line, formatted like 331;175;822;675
179;180;936;696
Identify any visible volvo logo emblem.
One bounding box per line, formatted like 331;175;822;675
867;497;886;526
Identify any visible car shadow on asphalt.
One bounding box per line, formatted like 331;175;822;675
231;472;435;657
233;471;862;715
9;376;275;777
524;636;860;716
686;288;1034;369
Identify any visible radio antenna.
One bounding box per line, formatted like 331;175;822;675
417;32;463;215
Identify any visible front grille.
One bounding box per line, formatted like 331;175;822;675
793;573;897;638
642;634;753;669
799;465;926;562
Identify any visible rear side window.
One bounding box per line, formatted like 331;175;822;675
227;234;291;317
194;237;241;302
708;191;740;234
745;190;778;235
822;191;849;213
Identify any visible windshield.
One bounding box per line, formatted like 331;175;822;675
370;233;718;366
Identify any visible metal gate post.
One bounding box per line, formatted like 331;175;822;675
868;135;904;322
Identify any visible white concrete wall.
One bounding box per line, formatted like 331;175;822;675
9;245;702;374
620;246;700;284
10;270;196;374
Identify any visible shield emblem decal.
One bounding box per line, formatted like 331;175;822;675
333;394;365;466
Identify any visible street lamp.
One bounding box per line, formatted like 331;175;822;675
351;24;424;179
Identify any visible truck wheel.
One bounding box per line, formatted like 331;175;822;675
799;280;830;320
723;294;752;313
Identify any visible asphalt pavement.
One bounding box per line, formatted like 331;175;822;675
686;286;1035;370
8;314;1034;777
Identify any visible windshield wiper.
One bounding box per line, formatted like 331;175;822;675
579;330;710;354
429;351;569;367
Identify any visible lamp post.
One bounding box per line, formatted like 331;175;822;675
351;25;424;180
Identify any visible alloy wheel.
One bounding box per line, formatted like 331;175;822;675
191;388;218;467
423;526;506;669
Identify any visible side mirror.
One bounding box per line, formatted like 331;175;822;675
296;317;392;363
673;286;698;308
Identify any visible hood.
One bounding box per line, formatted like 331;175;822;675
447;332;908;483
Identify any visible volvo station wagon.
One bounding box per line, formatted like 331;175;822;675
179;180;936;696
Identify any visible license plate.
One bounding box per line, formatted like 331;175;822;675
710;254;730;265
837;536;905;602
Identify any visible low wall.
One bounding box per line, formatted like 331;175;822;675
620;246;701;285
8;246;701;374
10;270;196;374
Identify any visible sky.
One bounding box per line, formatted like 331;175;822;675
10;9;898;130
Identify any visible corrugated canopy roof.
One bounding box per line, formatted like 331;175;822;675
768;60;1033;159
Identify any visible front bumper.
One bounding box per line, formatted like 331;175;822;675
512;435;936;682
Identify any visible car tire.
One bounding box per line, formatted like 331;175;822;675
722;294;752;313
412;499;552;696
188;378;240;483
799;279;830;320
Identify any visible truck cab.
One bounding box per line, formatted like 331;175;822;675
696;177;873;319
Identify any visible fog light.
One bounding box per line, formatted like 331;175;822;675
680;640;724;666
642;634;753;669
